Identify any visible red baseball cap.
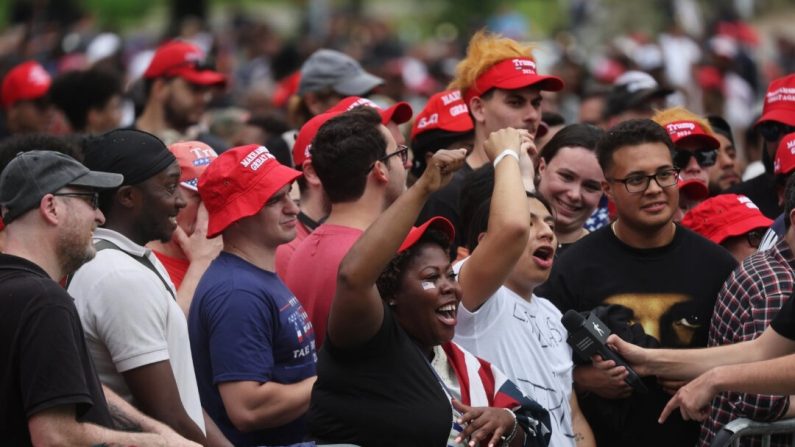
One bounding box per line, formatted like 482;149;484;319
398;216;455;253
756;74;795;128
273;71;301;108
292;111;341;168
198;144;301;238
143;40;226;86
410;90;473;140
0;216;4;232
168;141;218;191
1;61;51;108
664;120;720;150
678;177;709;201
328;96;413;125
774;132;795;176
462;57;564;105
682;194;773;245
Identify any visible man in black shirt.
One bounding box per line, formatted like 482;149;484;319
537;119;737;447
0;150;195;446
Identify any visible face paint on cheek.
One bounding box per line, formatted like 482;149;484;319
421;281;436;290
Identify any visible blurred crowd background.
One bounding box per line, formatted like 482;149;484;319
2;0;794;173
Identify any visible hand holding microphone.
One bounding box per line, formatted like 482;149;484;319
562;310;648;394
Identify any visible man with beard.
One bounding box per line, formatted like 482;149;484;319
536;119;737;447
135;40;226;145
68;129;230;446
0;150;197;445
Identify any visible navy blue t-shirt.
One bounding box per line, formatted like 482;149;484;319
189;252;317;446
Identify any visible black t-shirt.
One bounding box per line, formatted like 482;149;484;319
417;164;473;256
308;304;451;446
536;224;737;447
771;289;795;340
0;254;113;445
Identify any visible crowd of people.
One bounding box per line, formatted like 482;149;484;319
2;2;795;447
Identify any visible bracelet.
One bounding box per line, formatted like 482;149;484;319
500;408;518;446
493;149;519;168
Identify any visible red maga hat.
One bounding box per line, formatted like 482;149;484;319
462;58;564;105
292;111;341;168
664;120;720;150
328;96;413;125
677;177;709;201
410;90;473;140
774;132;795;176
398;216;456;253
756;74;795;128
682;194;772;245
144;40;226;86
167;141;218;191
1;61;51;108
199;144;301;238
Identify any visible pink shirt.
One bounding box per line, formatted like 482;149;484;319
284;224;362;348
275;219;312;279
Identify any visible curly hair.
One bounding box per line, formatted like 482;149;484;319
651;106;714;135
376;230;452;303
448;30;537;94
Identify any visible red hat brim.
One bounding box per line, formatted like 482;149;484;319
398;216;455;253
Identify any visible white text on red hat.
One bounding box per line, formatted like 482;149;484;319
511;58;537;75
240;146;275;171
767;87;795;105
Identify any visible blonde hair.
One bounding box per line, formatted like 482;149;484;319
651;106;715;134
448;30;536;93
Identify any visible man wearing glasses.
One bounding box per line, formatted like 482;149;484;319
537;119;737;447
729;74;795;219
284;106;411;348
652;107;723;218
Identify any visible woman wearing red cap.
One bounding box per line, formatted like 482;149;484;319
307;147;550;447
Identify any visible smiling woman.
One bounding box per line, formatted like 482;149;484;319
307;148;550;447
536;124;605;250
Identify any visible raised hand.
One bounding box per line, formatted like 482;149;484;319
483;128;523;162
416;148;467;194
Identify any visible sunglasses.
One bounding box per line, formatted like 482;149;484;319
673;149;718;169
758;122;795;143
53;191;100;209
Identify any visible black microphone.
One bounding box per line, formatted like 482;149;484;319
561;309;648;394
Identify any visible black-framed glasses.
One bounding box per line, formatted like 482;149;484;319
746;229;765;248
758;121;795;143
369;145;409;171
673;149;718;168
608;167;681;193
53;191;99;209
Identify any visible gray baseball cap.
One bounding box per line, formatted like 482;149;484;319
298;49;384;96
0;150;123;224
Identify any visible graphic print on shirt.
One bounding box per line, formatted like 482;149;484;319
604;293;700;347
512;302;565;349
511;302;572;440
284;296;317;362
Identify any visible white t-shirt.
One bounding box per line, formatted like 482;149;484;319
69;228;205;433
453;260;575;447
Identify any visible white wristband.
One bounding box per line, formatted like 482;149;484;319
493;149;519;168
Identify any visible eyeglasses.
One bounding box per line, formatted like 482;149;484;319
608;168;680;193
758;121;795;143
369;145;409;171
745;229;765;248
53;191;100;209
673;149;718;168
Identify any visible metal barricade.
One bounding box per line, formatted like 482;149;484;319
710;417;795;447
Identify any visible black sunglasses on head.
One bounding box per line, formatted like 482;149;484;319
673;149;718;169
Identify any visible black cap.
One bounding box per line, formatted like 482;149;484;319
0;150;123;224
83;129;176;185
605;71;673;118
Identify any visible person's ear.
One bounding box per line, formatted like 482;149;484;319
302;161;322;188
116;185;138;209
39;194;60;225
469;96;486;125
476;232;487;244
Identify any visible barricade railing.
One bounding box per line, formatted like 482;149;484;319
710;417;795;447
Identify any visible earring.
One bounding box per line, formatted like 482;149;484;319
388;300;397;307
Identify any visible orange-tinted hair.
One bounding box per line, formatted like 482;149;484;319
652;106;715;134
448;30;536;94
